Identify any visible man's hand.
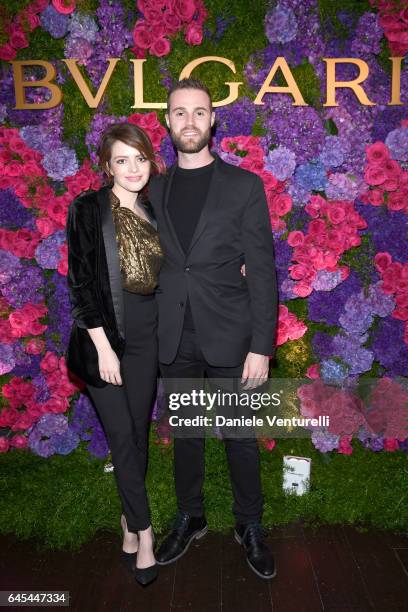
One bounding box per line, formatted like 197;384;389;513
241;352;269;390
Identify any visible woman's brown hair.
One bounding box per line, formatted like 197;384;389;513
97;122;164;190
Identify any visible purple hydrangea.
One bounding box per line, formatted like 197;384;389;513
319;136;347;168
326;173;364;201
308;271;362;326
70;394;109;459
28;414;69;458
68;12;99;42
356;202;408;264
312;270;343;292
214;97;256;143
52;428;80;455
311;429;339;452
350;13;383;58
385;127;408;162
339;294;374;334
0;250;22;285
42;146;79;181
159;134;177;168
32;373;51;403
264;146;296;180
0;189;36;230
331;333;374;375
265;4;297;44
20;123;62;155
320;359;349;386
287;182;311;207
1;263;44;308
0;345;15;375
86;113;127;164
45;271;72;352
371;317;408;377
40;5;70;38
64;36;94;65
35;231;66;269
294;160;327;191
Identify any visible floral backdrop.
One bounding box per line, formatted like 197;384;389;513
0;0;407;459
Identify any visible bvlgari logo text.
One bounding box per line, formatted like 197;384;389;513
9;55;404;110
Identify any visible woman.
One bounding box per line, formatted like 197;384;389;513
66;122;163;586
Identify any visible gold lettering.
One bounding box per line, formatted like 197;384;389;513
323;58;375;106
254;57;307;106
11;60;62;109
62;58;119;108
180;56;241;107
389;57;403;106
131;59;166;109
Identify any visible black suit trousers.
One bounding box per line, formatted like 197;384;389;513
87;290;158;533
160;327;264;524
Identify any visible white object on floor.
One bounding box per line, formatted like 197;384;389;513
283;455;311;496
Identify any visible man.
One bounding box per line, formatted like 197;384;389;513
149;78;278;579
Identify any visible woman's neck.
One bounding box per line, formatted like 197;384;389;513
111;184;139;209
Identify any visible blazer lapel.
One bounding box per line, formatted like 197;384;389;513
186;154;222;256
97;187;125;339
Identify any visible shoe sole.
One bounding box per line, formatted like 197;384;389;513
156;525;209;566
234;531;277;580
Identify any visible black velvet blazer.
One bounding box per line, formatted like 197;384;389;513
65;186;156;386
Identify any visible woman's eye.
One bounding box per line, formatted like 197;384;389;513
116;159;126;164
138;157;147;163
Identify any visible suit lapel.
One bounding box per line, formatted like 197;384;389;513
97;187;125;339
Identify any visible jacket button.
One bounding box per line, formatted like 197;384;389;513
185;266;190;272
179;302;184;307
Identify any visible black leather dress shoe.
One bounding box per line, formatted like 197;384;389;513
155;512;208;565
234;523;277;579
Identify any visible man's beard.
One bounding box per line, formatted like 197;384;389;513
169;126;212;154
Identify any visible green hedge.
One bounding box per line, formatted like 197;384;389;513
1;430;407;550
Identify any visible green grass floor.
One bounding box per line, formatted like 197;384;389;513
1;434;407;550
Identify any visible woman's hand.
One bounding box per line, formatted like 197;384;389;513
97;345;123;386
87;327;123;385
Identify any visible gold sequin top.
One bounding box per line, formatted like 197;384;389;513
110;190;163;294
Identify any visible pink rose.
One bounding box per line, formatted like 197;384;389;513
0;43;17;61
150;36;171;57
374;252;392;273
293;281;313;297
41;351;59;373
392;307;408;321
52;0;76;15
10;434;28;449
185;22;203;45
9;29;29;50
133;22;153;49
337;435;353;455
327;205;346;225
367;189;384;206
382;178;399;192
36;217;59;238
384;159;401;180
365;141;389;165
287;230;304;247
364;164;387;186
0;438;10;453
174;0;196;22
269;194;292;217
164;12;182;34
383;438;399;452
306;364;320;379
151;22;167;39
260;438;276;451
387;191;405;211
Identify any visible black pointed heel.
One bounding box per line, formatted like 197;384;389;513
134;563;158;586
120;550;137;575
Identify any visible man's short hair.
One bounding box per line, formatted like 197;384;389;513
167;78;213;112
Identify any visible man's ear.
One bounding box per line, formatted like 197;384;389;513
165;113;170;129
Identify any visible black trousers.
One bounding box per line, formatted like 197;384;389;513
160;328;264;525
87;290;158;533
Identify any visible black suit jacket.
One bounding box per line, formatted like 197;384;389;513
148;153;278;366
65;186;155;386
